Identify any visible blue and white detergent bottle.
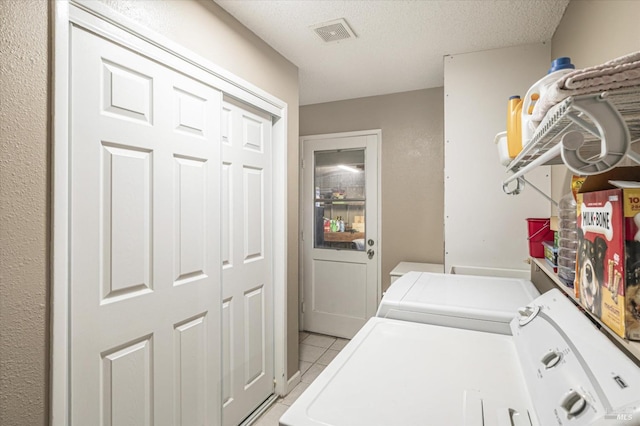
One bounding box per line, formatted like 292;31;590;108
521;57;575;147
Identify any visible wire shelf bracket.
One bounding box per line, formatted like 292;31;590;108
502;88;640;194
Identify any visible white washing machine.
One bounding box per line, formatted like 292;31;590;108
280;289;640;426
376;271;540;334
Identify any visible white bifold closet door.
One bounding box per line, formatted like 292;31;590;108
70;26;222;425
221;99;274;426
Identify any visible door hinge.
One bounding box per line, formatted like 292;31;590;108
301;231;304;241
301;301;305;313
301;159;305;169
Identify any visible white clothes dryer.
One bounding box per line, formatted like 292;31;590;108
281;290;640;426
377;271;540;334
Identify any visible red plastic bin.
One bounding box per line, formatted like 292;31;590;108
526;218;554;258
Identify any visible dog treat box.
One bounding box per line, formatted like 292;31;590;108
575;167;640;341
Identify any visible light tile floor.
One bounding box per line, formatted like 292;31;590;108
252;331;349;426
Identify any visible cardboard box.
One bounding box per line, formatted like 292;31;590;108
351;215;365;232
575;167;640;341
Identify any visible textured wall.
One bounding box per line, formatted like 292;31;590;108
300;88;444;292
549;0;640;208
0;1;50;425
552;0;640;68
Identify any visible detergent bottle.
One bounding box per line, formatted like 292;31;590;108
521;57;575;148
506;96;523;158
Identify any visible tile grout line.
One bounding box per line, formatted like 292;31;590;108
253;332;349;425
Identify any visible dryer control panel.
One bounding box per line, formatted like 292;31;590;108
511;290;640;425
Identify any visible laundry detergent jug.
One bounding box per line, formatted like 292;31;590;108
506;95;523;158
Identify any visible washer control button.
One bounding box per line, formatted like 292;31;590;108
517;304;540;326
541;350;562;369
560;390;587;418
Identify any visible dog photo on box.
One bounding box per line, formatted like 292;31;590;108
576;168;640;341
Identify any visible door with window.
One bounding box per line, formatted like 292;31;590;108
301;131;380;339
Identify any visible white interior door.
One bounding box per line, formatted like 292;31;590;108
302;132;379;339
70;26;221;425
221;99;274;425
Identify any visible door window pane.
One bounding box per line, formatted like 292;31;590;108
314;149;365;250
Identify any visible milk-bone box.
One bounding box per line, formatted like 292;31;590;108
575;167;640;341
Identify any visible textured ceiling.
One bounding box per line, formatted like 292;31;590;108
214;0;570;105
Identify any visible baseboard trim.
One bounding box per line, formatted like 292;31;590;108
285;370;301;395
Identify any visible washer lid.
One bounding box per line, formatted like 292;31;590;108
280;318;535;426
389;262;444;276
377;271;540;323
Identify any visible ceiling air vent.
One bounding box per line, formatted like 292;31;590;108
310;18;356;43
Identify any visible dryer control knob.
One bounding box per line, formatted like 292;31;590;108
540;350;562;369
560;390;588;418
517;304;540;326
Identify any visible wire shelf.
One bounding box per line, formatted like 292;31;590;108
503;86;640;190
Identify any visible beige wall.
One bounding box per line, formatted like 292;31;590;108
0;1;298;424
550;0;640;205
300;88;445;293
0;1;49;425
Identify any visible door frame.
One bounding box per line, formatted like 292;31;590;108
51;1;289;423
298;130;382;331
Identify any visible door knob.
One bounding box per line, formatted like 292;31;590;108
367;249;375;259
